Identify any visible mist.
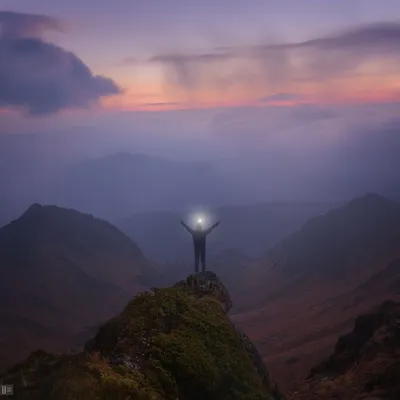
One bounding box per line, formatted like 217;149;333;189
1;10;400;226
1;100;400;228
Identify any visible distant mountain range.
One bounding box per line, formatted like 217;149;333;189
0;204;150;372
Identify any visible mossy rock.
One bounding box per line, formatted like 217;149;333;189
174;271;233;313
1;273;282;400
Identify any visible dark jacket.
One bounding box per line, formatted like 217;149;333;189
180;221;220;247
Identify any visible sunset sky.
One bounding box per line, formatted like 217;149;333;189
2;0;400;116
1;1;400;207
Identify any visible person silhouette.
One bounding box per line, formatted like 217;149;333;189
180;219;220;273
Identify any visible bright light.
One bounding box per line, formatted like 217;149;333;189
190;211;211;227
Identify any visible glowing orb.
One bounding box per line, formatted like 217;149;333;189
190;211;210;227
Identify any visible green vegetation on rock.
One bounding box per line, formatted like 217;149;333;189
1;272;282;400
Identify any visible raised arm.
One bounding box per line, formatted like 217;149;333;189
205;221;220;235
180;220;194;235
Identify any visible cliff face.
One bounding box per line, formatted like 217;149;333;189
1;272;283;400
290;301;400;400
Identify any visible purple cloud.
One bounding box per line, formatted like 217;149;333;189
0;10;64;38
297;22;400;51
148;22;400;91
0;11;120;115
150;51;236;64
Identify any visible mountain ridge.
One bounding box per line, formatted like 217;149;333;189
0;203;150;373
266;192;400;276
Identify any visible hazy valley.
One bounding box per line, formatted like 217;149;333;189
1;192;399;399
3;3;400;398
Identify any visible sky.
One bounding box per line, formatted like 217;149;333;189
1;0;400;114
0;0;400;213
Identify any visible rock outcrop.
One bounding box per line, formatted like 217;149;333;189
174;271;233;313
1;272;283;400
290;301;400;400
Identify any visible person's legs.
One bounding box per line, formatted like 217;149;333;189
194;245;200;273
200;245;206;273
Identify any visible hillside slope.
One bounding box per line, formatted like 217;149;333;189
231;194;400;390
0;204;149;372
267;193;400;276
291;301;400;400
1;272;284;400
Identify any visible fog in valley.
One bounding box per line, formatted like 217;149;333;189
2;103;400;224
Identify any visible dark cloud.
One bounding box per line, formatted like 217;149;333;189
149;22;400;91
0;11;120;115
0;10;64;38
297;22;400;51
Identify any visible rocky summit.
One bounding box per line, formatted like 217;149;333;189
174;271;234;313
1;272;284;400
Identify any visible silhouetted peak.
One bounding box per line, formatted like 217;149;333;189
268;191;400;272
305;192;399;228
4;204;144;260
351;192;391;202
23;203;43;216
20;203;57;223
347;192;395;210
20;203;81;223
